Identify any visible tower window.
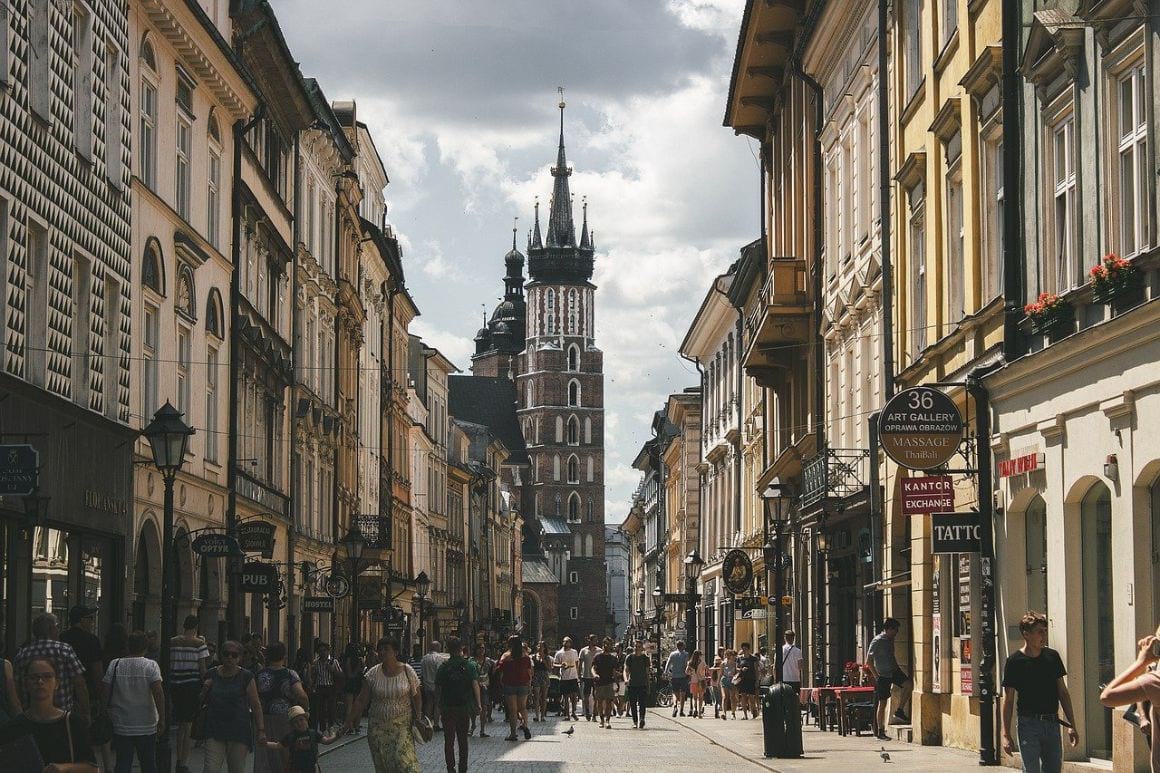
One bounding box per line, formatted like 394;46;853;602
568;493;580;522
568;344;580;371
567;416;579;445
570;607;578;620
568;379;580;407
567;455;579;483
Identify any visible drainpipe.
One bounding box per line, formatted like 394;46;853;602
227;105;266;640
1000;0;1025;361
331;194;342;647
287;130;301;656
879;0;896;398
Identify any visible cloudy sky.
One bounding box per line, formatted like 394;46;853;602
271;0;759;523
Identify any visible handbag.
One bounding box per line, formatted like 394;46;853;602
409;669;433;744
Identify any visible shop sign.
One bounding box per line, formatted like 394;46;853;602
722;549;754;595
734;597;767;620
358;574;384;609
931;512;981;554
303;596;334;613
931;612;942;693
901;476;953;516
237;521;276;558
0;445;38;496
356;515;392;550
191;533;242;558
239;561;277;592
323;574;350;599
998;451;1044;478
878;387;964;470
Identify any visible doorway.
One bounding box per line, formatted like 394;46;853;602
1080;483;1113;761
1025;496;1048;617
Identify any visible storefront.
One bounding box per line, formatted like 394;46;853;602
0;379;134;651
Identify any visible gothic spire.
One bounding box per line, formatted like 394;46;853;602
579;196;590;249
546;89;575;248
531;196;543;249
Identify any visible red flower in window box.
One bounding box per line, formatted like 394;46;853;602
1089;252;1142;304
1024;292;1074;338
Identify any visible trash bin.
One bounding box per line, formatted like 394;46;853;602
762;682;803;759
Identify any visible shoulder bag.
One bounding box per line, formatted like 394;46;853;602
408;667;432;744
190;667;214;741
65;710;75;762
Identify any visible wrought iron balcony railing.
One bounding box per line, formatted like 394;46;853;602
801;447;871;509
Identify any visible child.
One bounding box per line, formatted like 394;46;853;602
273;705;337;772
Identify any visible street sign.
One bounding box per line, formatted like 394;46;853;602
239;561;277;592
356;515;392;550
722;549;754;595
0;445;38;496
931;512;982;554
191;533;242;558
901;475;954;516
879;387;964;470
237;521;276;558
303;596;335;613
323;574;351;599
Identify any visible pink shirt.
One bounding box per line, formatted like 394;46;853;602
1131;671;1160;772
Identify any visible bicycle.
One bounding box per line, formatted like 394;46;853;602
655;684;674;708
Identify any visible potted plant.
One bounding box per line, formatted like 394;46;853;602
1024;292;1074;339
1089;252;1143;309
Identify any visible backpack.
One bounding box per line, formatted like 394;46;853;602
439;659;476;707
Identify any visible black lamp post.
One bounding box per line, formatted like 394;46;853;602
683;549;704;650
142;401;194;772
815;522;830;685
414;571;430;654
340;524;367;649
762;478;790;684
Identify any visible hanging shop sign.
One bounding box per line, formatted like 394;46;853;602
0;444;38;496
722;549;754;595
239;561;277;592
303;596;334;613
358;574;384;609
900;475;954;516
191;533;242;558
355;515;392;550
734;596;767;620
237;521;276;558
323;574;351;599
998;451;1044;478
931;512;981;554
879;387;964;470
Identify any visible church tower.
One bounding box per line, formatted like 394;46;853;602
516;96;608;639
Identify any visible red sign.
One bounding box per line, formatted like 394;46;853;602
901;476;954;516
998;452;1044;478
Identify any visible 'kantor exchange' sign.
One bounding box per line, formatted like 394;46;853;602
878;387;964;470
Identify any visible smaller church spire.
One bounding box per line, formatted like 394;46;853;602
531;196;543;249
512;217;519;251
579;196;590;249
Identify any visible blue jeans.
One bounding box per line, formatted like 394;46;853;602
1017;716;1062;773
113;733;157;773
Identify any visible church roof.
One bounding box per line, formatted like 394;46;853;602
539;517;572;536
521;557;558;585
448;376;529;465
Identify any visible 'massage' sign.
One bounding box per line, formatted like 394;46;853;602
931;512;981;554
879;387;964;470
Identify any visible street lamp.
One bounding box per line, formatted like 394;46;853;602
340;524;367;648
414;571;430;656
683;549;704;650
142;401;194;773
762;478;791;684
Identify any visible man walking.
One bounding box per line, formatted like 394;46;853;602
663;640;691;717
422;641;449;731
169;615;209;773
14;613;90;723
867;618;913;740
781;631;803;692
578;635;601;721
60;606;104;760
308;642;342;734
1001;612;1078;773
591;637;618;728
554;637;580;721
436;637;479;773
624;639;651;729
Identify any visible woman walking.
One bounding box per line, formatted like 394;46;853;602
104;631;164;773
200;640;266;773
332;636;423;773
496;635;533;741
470;644;494;737
342;642;365;734
0;656;95;769
686;650;708;718
253;642;309;773
720;649;738;719
530;642;551;722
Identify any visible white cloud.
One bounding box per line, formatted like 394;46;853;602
409;320;473;371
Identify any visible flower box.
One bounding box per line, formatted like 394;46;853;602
1025;293;1074;340
1089;252;1142;309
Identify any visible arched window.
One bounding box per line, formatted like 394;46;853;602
176;265;196;319
140;37;156;71
568;289;577;334
567;416;579;445
554;493;561;516
546;313;554;336
568;344;580;372
568;493;580;522
205;289;224;338
555;416;564;443
553;455;560;481
567;455;579;483
142;241;164;294
586;497;594;522
568;379;580;407
208;113;221;144
526;380;533;407
584;417;592;444
587;456;594;481
584;533;593;556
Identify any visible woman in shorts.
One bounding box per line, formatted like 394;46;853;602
496;636;533;741
530;641;551;722
720;649;738;719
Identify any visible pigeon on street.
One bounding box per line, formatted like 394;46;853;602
563;725;575;736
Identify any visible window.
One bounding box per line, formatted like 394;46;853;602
208;128;221;248
72;3;93;158
981;135;1004;301
584;417;592;444
568;289;577;334
946;156;964;322
553;455;560;481
176;266;195;319
569;571;578;584
841;137;853;259
941;0;957;47
206;347;218;461
143;305;158;414
1050;117;1077;293
568;494;580;522
568;379;580;407
857;110;873;242
570;607;578;620
102;277;121;420
26;221;49;387
825;156;839;275
567;344;580;371
176;328;191;416
176;116;192;220
305;178;315;254
205;289;223;338
567;455;579;483
139;77;157;188
142;242;163;294
71;254;91;405
587;497;594;522
567;416;579;445
909;187;927;356
526;380;533;408
0;1;10;84
904;0;923;99
587;457;593;482
29;0;50;120
1115;64;1148;258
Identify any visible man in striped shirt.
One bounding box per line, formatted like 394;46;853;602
307;641;343;733
170;615;209;773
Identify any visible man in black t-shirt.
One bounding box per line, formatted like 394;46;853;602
1000;612;1079;773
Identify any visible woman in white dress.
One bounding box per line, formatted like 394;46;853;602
332;636;422;773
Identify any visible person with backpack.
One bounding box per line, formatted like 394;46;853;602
252;642;309;773
435;637;479;773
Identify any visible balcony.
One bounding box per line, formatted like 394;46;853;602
742;257;811;382
800;447;871;516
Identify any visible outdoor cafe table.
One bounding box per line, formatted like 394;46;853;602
834;686;876;736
